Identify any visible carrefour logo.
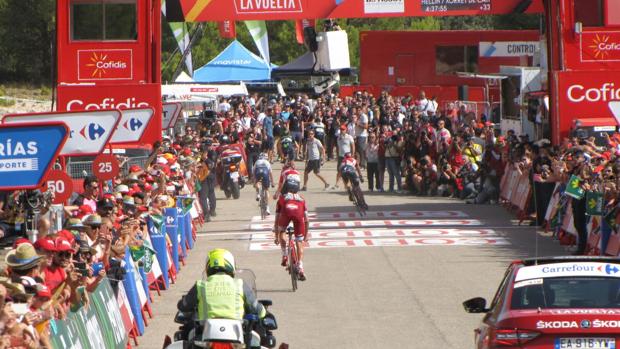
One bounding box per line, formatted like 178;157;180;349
80;123;106;141
124;118;143;131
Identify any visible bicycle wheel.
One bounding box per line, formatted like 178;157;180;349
353;186;367;217
288;231;298;291
260;188;267;220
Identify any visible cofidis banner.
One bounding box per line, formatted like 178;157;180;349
0;123;68;190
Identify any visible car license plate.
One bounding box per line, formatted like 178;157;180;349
555;338;616;349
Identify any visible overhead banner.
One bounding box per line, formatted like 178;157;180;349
479;41;540;57
2;110;121;156
162;83;249;100
0;123;68;190
172;0;542;22
109;107;155;144
162;102;183;129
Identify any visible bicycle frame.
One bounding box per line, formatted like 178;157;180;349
286;226;298;291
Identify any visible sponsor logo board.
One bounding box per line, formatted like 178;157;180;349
364;0;404;14
515;262;620;282
581;31;620;62
249;237;509;250
2;110;120;156
109;108;154;144
78;49;133;80
479;41;539;57
234;0;303;14
162;102;182;129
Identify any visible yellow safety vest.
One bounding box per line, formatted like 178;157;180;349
196;274;244;321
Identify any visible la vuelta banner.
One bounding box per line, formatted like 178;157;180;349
171;0;543;21
581;31;620;62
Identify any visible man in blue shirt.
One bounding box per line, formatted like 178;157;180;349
262;108;275;163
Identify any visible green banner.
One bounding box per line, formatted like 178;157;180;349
51;279;128;349
586;191;604;216
565;175;585;200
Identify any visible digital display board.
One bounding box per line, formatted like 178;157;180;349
421;0;492;13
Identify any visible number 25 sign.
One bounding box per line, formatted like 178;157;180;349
92;154;119;181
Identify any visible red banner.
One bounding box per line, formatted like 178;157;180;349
581;31;620;62
295;19;314;44
218;20;237;38
178;0;543;22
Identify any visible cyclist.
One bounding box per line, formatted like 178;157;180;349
273;158;300;200
177;248;266;325
253;152;274;215
278;131;298;163
340;153;369;210
274;175;309;281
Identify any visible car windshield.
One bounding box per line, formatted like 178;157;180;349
511;277;620;309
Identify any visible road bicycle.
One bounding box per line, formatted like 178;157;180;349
345;180;367;217
259;185;269;220
286;226;299;291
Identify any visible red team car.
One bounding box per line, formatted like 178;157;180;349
464;257;620;348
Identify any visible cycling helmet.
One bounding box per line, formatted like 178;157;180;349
219;134;230;145
258;152;269;160
206;248;236;277
285;173;301;194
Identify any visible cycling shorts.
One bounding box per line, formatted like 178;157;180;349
254;168;270;187
341;165;359;185
277;200;306;238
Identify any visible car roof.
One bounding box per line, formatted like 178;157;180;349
519;256;620;266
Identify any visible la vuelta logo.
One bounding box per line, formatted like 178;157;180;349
234;0;303;13
583;32;620;61
78;49;133;80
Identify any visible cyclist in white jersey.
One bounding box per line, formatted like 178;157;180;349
253;153;274;215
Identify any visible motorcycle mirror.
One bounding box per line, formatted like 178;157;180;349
258;299;272;307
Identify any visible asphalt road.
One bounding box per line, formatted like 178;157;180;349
142;160;566;349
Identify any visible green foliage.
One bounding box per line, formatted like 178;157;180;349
0;98;15;107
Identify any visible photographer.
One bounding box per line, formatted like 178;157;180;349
385;132;404;193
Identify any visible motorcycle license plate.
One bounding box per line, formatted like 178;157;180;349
555;338;615;349
231;172;239;181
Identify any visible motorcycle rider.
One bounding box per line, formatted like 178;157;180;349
273;175;309;281
340;153;368;210
254;153;274;215
177;248;266;324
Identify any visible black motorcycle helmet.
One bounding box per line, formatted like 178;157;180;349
219;134;230;145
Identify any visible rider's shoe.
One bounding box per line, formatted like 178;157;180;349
281;255;288;267
256;194;260;201
266;207;271;215
298;268;307;281
348;192;354;201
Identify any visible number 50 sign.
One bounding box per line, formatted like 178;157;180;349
45;170;73;204
92;154;120;181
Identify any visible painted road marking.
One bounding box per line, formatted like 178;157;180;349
250;228;499;241
250;210;468;222
248;237;510;251
249;219;482;231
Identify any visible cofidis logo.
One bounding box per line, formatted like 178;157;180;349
78;49;133;80
582;32;620;62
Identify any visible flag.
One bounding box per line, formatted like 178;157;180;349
245;21;270;65
295;19;315;44
218;21;236;38
162;0;193;76
564;175;585;200
182;197;195;215
129;240;156;273
149;214;164;233
586;191;604;216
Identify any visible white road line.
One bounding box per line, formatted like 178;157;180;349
248;237;511;250
250;210;468;222
250;228;499;241
249;219;482;231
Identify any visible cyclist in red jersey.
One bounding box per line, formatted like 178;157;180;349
340;153;369;210
273;159;301;200
273;174;309;281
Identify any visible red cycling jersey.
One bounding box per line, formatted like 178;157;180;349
276;193;307;238
340;157;357;168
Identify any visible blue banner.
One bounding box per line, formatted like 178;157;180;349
165;207;179;272
0;123;68;189
148;218;169;289
122;250;145;335
176;206;187;258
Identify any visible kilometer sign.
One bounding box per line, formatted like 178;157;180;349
0;123;68;190
421;0;491;13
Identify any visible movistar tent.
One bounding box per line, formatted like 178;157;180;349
193;40;276;83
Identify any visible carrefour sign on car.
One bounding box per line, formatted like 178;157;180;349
0;123;68;190
515;262;620;282
2;110;121;156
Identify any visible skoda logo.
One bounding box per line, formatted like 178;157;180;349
219;326;226;332
581;319;591;329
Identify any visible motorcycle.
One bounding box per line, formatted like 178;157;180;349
163;270;278;349
219;147;245;200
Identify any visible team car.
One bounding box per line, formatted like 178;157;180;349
463;256;620;348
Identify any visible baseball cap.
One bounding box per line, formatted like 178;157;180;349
340;124;347;131
129;165;141;173
54;237;76;254
34;237;56;252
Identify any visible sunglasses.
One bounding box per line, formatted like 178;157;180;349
57;251;72;258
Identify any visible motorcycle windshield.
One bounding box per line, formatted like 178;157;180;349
236;269;256;295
